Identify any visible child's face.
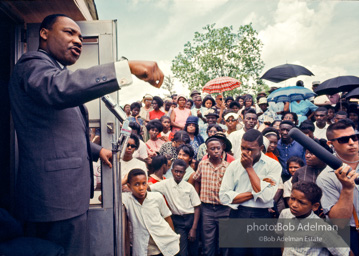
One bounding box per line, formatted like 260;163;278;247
288;162;301;176
289;189;319;218
204;99;212;108
208;127;218;137
231;106;240;113
161;118;171;130
177;149;191;165
172;165;186;184
128;174;148;201
149;128;159;140
206;140;223;160
266;135;278;153
132;107;140;117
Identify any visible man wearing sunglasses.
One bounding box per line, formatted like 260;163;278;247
316;119;359;255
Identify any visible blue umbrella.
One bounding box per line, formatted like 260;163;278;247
267;86;316;103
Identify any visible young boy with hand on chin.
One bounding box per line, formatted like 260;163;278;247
123;169;180;256
278;181;352;256
150;159;201;256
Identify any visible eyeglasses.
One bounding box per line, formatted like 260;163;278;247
226;119;238;122
127;143;137;148
218;98;223;100
331;134;359;144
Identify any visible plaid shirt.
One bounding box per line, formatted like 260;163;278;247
193;158;229;205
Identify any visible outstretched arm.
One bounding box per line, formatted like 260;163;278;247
128;61;164;88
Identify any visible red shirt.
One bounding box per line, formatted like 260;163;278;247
149;110;165;120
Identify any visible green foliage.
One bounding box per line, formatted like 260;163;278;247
163;75;176;96
171;23;267;97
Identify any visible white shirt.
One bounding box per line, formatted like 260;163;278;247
122;192;180;256
278;209;350;256
283;177;293;198
219;153;281;209
133;140;148;159
313;122;329;140
150;178;201;215
120;157;147;179
227;128;245;159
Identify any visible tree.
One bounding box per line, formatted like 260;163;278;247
171;23;268;97
162;75;176;96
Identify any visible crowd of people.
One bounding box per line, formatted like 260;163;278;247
119;85;359;256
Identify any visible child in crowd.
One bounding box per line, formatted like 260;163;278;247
283;156;304;206
127;102;144;126
158;116;174;142
278;181;351;256
123;169;180;256
148;155;168;185
193;136;230;256
150;159;201;256
146;119;165;158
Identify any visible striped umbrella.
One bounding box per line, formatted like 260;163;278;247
202;77;241;94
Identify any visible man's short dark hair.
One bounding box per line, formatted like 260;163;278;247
149;155;168;173
335;111;348;117
146;119;163;133
292;181;322;204
225;96;234;103
40;14;70;31
315;107;328;113
243;108;257;118
286;156;304;171
280;120;295;127
130;102;141;111
127;168;146;184
172;159;187;170
327;119;355;140
242;129;263;147
229;101;241;109
171;94;178;99
299;120;315;132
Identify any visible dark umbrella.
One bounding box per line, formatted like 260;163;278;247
314;75;359;96
260;64;314;83
345;87;359;99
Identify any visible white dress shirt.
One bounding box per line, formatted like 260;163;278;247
133;140;148;159
219;153;281;209
227;128;245;159
122;192;180;256
150;178;201;215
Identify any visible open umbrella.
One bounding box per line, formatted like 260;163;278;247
260;64;314;83
345;87;359;99
267;86;316;103
202;77;241;94
314;75;359;96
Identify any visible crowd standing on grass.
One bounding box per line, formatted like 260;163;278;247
119;83;359;256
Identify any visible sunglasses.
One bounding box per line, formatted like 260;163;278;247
331;134;359;144
226;119;238;122
127;143;137;149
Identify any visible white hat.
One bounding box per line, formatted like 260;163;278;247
224;112;239;121
258;97;268;105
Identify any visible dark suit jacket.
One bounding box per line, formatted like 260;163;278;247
9;50;120;222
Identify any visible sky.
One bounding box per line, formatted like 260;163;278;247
94;0;359;104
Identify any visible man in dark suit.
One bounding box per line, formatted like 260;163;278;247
8;14;163;255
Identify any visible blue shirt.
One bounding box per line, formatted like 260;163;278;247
277;139;306;175
289;100;318;125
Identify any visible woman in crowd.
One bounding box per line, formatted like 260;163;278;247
158;115;174;142
184;116;204;160
145;120;165;158
149;96;165;120
159;130;191;160
262;127;280;162
171;95;191;133
196;124;223;161
139;94;153;123
123;104;131;118
289;98;317;125
243;94;255;109
224;112;239;136
186;99;194;109
282;112;298;126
